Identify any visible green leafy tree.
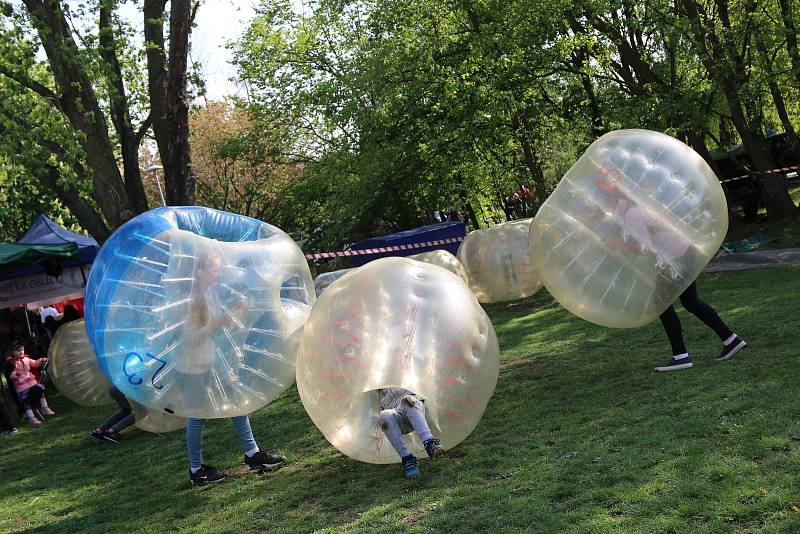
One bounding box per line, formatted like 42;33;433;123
0;0;199;242
190;100;305;223
235;0;590;248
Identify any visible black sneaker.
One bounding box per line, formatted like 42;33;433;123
423;438;446;460
103;429;122;443
0;428;17;437
655;354;693;372
190;464;228;485
90;428;106;442
244;450;285;471
714;336;747;362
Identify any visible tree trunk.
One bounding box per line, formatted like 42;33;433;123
719;115;737;147
681;0;798;220
722;75;797;219
511;112;548;206
22;0;135;229
778;0;800;89
0;121;111;242
565;13;605;136
462;200;481;229
165;0;196;205
753;30;798;146
99;0;149;214
37;167;112;243
144;0;172;191
585;11;663;91
687;131;723;178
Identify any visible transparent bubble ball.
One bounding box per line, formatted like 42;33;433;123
314;268;357;297
408;250;469;283
296;257;500;464
457;218;543;303
131;400;186;433
529;130;728;328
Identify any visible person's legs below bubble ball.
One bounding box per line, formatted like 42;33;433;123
656;281;746;372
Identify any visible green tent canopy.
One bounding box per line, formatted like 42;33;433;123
0;242;80;278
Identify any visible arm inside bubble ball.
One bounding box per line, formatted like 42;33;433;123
186;251;250;347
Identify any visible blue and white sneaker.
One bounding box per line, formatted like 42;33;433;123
401;454;419;478
714;336;747;362
423;438;446;460
655;354;693;372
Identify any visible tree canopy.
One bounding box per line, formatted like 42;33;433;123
2;0;799;249
0;0;197;243
233;0;799;250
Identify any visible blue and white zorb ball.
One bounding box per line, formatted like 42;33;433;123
85;207;314;419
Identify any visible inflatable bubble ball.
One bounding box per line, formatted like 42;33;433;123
314;268;357;296
296;257;500;464
84;207;315;419
408;249;469;283
131;400;186;433
48;320;113;407
457;218;543;303
530;129;728;328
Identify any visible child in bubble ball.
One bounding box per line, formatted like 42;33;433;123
184;250;284;485
377;387;445;478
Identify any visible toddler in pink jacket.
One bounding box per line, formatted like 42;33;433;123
7;340;54;425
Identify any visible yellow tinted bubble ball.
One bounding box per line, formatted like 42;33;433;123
48;320;113;407
457;218;543;303
530;130;728;328
296;257;500;464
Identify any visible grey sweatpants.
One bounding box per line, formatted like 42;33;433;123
378;395;433;458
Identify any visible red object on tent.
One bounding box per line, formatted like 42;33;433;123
54;298;84;316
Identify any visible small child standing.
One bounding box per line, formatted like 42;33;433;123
377;387;445;478
7;340;54;425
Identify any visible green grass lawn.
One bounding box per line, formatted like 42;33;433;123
2;266;800;533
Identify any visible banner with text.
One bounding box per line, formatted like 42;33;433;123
0;266;87;310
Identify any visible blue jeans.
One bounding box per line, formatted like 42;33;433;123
186;416;257;469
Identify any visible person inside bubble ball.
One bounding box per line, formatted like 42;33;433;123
377;387;445;479
596;176;747;372
183;249;286;485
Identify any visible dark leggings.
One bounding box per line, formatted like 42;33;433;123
20;385;44;411
0;394;15;430
99;385;135;432
659;281;733;356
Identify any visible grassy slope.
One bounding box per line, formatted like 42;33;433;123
1;266;799;533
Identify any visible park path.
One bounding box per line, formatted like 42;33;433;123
705;247;800;273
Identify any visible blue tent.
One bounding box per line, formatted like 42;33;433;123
349;221;467;266
0;216;98;281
